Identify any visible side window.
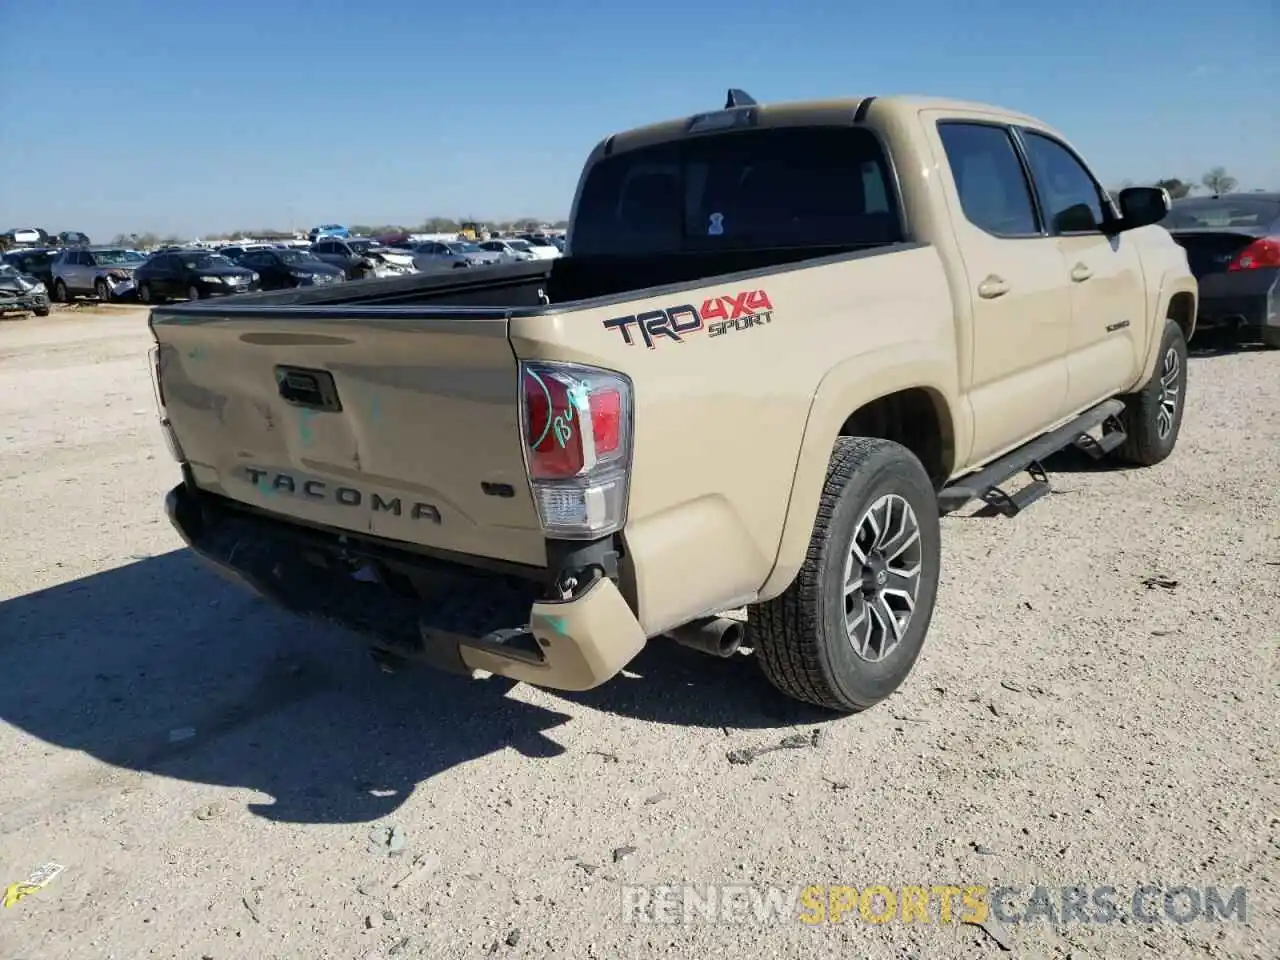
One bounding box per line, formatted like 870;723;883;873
1019;131;1108;234
314;242;334;255
78;251;94;266
937;122;1040;237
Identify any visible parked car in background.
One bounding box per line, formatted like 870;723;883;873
217;243;277;261
50;246;141;302
411;240;501;272
514;234;562;260
311;237;415;279
56;231;91;246
133;250;260;303
308;224;349;242
0;262;50;316
235;247;345;290
3;227;46;247
2;247;59;287
478;238;536;262
1164;193;1280;347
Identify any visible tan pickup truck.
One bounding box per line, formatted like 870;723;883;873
148;90;1198;713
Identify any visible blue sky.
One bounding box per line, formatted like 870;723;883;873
1;0;1275;238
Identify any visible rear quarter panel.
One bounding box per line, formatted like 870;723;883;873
512;245;958;635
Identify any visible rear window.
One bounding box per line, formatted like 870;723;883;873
571;125;902;257
1164;199;1280;230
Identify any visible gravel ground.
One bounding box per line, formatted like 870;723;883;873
1;307;1276;960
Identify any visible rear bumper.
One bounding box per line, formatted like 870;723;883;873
164;482;645;691
1194;267;1280;333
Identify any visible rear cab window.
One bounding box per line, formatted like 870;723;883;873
571;125;905;257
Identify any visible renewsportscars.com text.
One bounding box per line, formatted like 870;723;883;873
621;883;1249;926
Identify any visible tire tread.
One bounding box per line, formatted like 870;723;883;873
752;437;901;711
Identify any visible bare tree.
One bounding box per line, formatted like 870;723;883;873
1201;167;1237;196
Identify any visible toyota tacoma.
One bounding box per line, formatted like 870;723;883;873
147;90;1197;712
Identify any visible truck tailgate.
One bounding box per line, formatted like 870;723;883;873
151;309;547;567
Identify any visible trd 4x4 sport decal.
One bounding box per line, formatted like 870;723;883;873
602;289;774;348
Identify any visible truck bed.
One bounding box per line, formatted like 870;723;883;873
192;244;880;313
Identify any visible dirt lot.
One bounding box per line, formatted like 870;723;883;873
0;306;1276;960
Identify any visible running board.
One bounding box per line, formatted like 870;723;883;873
938;399;1126;517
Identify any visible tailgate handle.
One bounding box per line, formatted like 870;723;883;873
275;366;343;411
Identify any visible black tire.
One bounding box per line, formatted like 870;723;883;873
139;282;155;304
94;279;111;302
53;279;69;303
34;306;51;317
187;284;201;301
1261;327;1280;350
1111;319;1188;466
749;437;942;713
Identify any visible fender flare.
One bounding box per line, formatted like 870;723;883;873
756;343;962;601
1137;272;1198;385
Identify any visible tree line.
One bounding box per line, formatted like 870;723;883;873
1111;166;1243;201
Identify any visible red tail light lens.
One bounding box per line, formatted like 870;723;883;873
1227;237;1280;271
519;361;633;537
522;364;627;479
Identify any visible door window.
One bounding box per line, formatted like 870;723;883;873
1019;131;1108;234
937;122;1040;237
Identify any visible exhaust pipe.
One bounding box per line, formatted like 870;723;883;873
668;616;744;658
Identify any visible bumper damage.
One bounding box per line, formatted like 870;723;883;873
164;483;645;691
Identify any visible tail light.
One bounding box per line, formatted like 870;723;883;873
519;361;633;538
148;341;185;463
1227;237;1280;271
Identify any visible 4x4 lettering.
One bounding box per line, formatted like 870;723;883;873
722;291;754;320
700;298;729;322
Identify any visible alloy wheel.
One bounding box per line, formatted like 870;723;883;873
1157;345;1181;440
843;493;924;662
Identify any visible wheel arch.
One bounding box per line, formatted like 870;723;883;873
756;347;961;602
1137;275;1197;385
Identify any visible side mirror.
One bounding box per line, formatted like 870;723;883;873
1114;186;1170;232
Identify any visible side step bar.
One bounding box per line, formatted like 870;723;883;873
938;399;1126;517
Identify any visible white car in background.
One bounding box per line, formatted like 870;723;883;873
478;238;537;262
515;234;562;260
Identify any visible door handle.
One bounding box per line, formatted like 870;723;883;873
1070;263;1093;282
977;275;1010;299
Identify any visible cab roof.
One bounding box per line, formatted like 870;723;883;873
600;92;1046;157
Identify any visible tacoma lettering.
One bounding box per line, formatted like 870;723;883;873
243;469;439;523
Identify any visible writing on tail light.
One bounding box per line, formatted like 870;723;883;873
520;361;633;538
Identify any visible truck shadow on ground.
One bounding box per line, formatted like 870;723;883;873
0;550;823;827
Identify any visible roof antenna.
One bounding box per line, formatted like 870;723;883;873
725;88;757;109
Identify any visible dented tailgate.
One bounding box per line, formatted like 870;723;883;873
151;308;547;566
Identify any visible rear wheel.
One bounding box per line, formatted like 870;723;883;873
34;305;51;317
187;284;201;301
749;438;942;713
1111;318;1188;466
